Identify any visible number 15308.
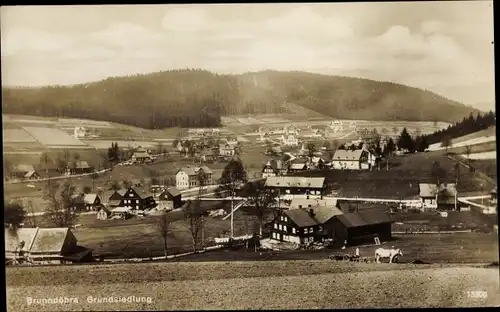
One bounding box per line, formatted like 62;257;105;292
466;291;488;299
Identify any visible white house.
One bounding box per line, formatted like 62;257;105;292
331;149;376;170
73;126;87;138
219;144;236;157
328;120;344;132
176;166;213;190
281;135;299;147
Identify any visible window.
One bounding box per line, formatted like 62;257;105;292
279;224;283;231
280;216;284;221
292;227;296;234
318;226;323;232
283;225;287;232
304;228;308;234
129;193;133;197
284;216;288;222
274;223;277;229
286;189;290;194
272;232;276;239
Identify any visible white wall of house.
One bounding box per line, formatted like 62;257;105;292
283;235;300;244
421;198;438;209
332;160;360;170
158;200;174;211
176;171;190;190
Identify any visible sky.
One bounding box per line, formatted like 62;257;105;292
0;2;495;111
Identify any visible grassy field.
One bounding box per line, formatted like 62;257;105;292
6;261;500;310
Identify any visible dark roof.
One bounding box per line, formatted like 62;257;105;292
284;206;343;228
336;211;392;228
130;186;152;199
160;187;181;200
108;200;122;207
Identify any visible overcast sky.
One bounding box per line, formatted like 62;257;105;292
0;2;495;111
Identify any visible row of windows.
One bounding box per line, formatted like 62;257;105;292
274;223;322;234
123;199;138;204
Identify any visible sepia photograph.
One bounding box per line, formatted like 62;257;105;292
1;1;498;310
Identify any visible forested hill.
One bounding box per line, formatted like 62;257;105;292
2;69;480;129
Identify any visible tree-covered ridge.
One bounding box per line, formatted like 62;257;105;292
2;69;480;129
422;111;496;145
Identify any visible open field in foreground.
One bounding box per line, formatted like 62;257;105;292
6;261;500;310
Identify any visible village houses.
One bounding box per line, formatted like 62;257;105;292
219;143;236;157
419;183;458;210
65;160;92;175
281;134;299;147
176;165;213;190
9;164;41;180
131;147;153;164
331;149;376;170
261;159;288;179
269;205;393;247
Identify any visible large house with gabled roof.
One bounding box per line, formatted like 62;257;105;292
176;165;213;190
264;176;327;198
119;186;156;211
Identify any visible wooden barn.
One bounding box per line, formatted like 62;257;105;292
5;227;93;265
158;187;182;211
108;190;126;208
331;210;393;247
120;186;156;210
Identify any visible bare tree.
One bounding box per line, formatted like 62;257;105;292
183;200;205;253
246;181;278;237
110;180;121;192
25;199;37;227
440;136;452;155
40;152;51;175
217;158;247;238
431;161;446;186
122;179;132;189
91;172;99;192
464;145;472;162
44;181;79;227
157;211;174;258
454;162;461;211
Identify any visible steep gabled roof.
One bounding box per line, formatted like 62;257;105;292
284;206;343;228
336;211;392;228
129;186;152;199
4;227;39;253
177;166;213;176
160;187;181;200
290;198;338;210
83;193;98;204
332;149;364;161
30;228;74;253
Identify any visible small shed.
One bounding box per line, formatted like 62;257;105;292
332;210;393;246
96;207;111;220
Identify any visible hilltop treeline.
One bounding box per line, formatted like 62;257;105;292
2;69;479;129
423;111;496;145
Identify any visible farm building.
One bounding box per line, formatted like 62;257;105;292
281;134;299;147
108;190;126;208
110;207;133;220
261;159;287;179
219;144;236;157
132;150;153;164
289;198;338;210
158;187;182;210
73;126;87;138
176;165;214;190
419;183;459;210
96;207;111;220
24;170;41;180
265;176;326;198
66;160;92;175
120;186;156;210
269;206;344;244
331;210;393;246
201;150;217;162
72;193;102;211
331;149;376;170
9;164;36;179
288;160;309;173
5;227;93;265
